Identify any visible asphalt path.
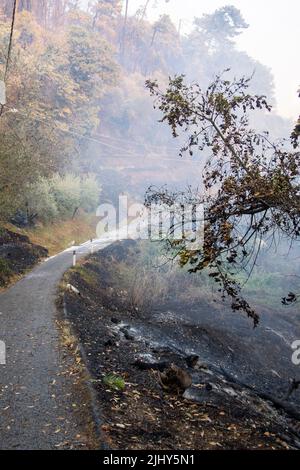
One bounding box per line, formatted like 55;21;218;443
0;236;112;449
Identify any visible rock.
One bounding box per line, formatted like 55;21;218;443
223;386;238;397
66;284;81;296
124;330;135;341
159;364;192;394
186;354;200;368
133;357;168;371
111;317;120;324
120;326;136;341
183;387;209;404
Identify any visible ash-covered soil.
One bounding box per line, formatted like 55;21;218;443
0;227;48;286
62;240;300;450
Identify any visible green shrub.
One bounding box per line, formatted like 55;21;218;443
103;373;125;391
80;174;100;213
19;173;101;224
51;174;81;219
24;178;58;223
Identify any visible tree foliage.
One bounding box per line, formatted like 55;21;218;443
23;174;100;224
146;73;300;325
194;6;249;48
0;6;117;220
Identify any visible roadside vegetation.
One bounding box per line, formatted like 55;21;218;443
67;239;300;316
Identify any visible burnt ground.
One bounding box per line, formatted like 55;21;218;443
61;240;300;450
0;227;48;287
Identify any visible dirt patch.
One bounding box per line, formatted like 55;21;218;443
0;227;48;287
59;241;300;450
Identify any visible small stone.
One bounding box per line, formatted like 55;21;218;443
124;330;135;341
186;354;200;368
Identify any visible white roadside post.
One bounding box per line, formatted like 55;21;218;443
90;239;94;254
0;340;6;365
73;250;77;267
0;80;6;106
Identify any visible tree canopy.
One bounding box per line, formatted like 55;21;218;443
146;73;300;325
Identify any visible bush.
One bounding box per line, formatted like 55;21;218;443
18;173;101;224
51;174;100;220
23;178;58;224
51;174;81;219
79;174;100;213
105;241;214;311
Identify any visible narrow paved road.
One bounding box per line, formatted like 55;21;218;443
0;237;112;450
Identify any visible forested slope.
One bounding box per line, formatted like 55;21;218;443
0;1;290;215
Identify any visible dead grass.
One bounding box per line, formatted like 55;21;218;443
102;242;212;312
114;261;171;311
0;271;26;292
59;320;78;350
5;212;99;255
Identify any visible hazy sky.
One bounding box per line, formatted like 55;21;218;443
127;0;300;120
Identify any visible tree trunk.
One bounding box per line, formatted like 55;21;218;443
120;0;129;61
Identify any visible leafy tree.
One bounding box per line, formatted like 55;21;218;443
67;16;119;133
23;178;58;224
146;73;300;325
89;0;122;35
0;13;73;218
117;11;181;76
150;14;175;46
79;174;100;212
2;0;70;27
182;6;274;104
50;174;84;220
20;174;100;224
0;8;117;220
194;5;248;51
